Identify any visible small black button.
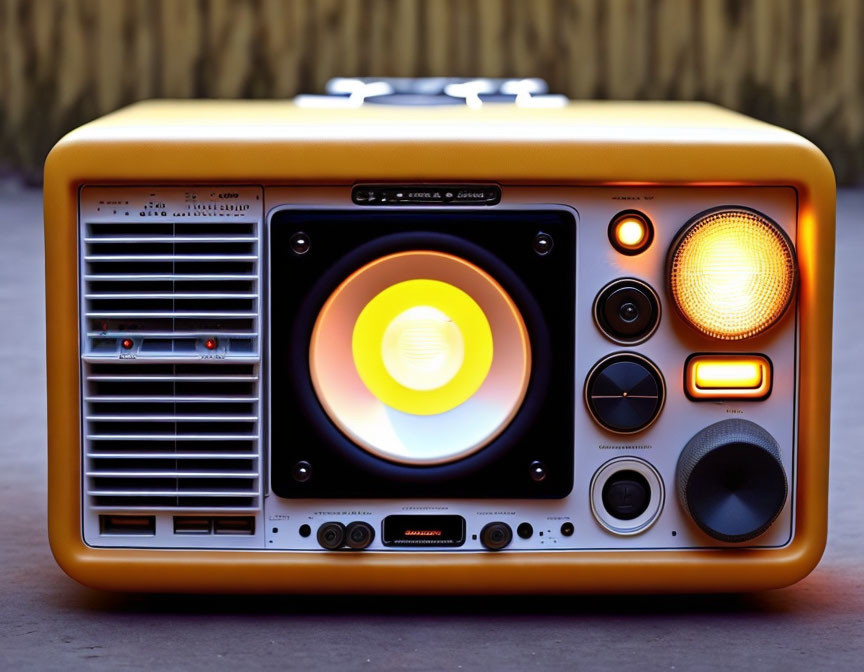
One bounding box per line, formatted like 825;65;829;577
602;470;651;521
516;522;534;539
560;522;574;536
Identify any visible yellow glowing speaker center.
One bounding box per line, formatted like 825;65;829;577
381;306;465;390
353;279;494;415
669;208;796;340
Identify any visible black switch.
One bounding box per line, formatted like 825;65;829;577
601;470;651;521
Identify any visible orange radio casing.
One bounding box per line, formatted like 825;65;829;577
44;88;835;594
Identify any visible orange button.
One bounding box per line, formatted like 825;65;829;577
685;354;772;400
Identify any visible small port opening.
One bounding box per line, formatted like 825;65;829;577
173;517;212;534
213;516;255;535
99;515;155;536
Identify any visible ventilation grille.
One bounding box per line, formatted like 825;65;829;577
82;218;259;357
83;362;261;510
80;190;262;513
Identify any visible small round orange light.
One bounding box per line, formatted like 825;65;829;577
668;208;796;340
205;338;218;350
609;212;653;255
121;338;134;350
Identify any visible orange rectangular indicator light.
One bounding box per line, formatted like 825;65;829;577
685;355;772;400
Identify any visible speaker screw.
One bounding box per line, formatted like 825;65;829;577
292;460;313;482
529;460;547;482
290;231;311;255
533;232;554;256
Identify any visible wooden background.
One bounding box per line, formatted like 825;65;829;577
2;0;862;183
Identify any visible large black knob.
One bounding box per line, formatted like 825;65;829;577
676;419;788;543
585;353;665;433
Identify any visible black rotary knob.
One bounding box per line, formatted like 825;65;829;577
585;354;665;433
676;419;788;543
317;521;346;550
480;522;513;550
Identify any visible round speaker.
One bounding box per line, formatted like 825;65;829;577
667;207;796;340
309;250;531;466
676;419;788;542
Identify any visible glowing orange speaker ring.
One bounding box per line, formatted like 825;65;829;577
667;207;797;340
309;250;531;466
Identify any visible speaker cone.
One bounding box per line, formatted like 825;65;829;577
309;250;531;466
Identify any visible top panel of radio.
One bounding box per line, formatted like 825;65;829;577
44;81;835;592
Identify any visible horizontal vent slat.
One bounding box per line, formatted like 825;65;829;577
87;490;258;497
85;254;258;261
87;374;257;381
87;434;259;441
86;333;257;340
85;396;255;402
87;453;258;459
84;236;257;243
84;274;256;281
86;415;257;422
85;311;257;318
85;293;258;299
86;471;257;478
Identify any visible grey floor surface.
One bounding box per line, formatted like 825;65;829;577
0;183;862;671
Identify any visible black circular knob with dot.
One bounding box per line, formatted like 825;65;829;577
676;419;788;543
585;353;665;433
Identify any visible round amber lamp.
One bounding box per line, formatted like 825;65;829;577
609;211;654;255
668;208;796;340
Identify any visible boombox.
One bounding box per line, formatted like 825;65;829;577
44;79;835;593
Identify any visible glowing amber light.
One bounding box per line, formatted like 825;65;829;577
616;218;647;248
610;212;653;254
685;354;772;400
695;361;762;388
669;209;796;340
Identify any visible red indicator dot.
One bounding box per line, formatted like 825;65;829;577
121;339;134;350
205;338;218;350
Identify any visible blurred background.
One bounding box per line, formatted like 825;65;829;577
1;0;862;184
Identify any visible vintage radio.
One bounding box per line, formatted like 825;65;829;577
44;79;835;593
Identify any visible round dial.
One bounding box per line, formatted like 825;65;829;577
585;353;665;434
676;419;788;542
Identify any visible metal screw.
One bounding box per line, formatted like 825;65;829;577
533;232;554;255
290;231;311;255
292;460;313;482
529;460;547;482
